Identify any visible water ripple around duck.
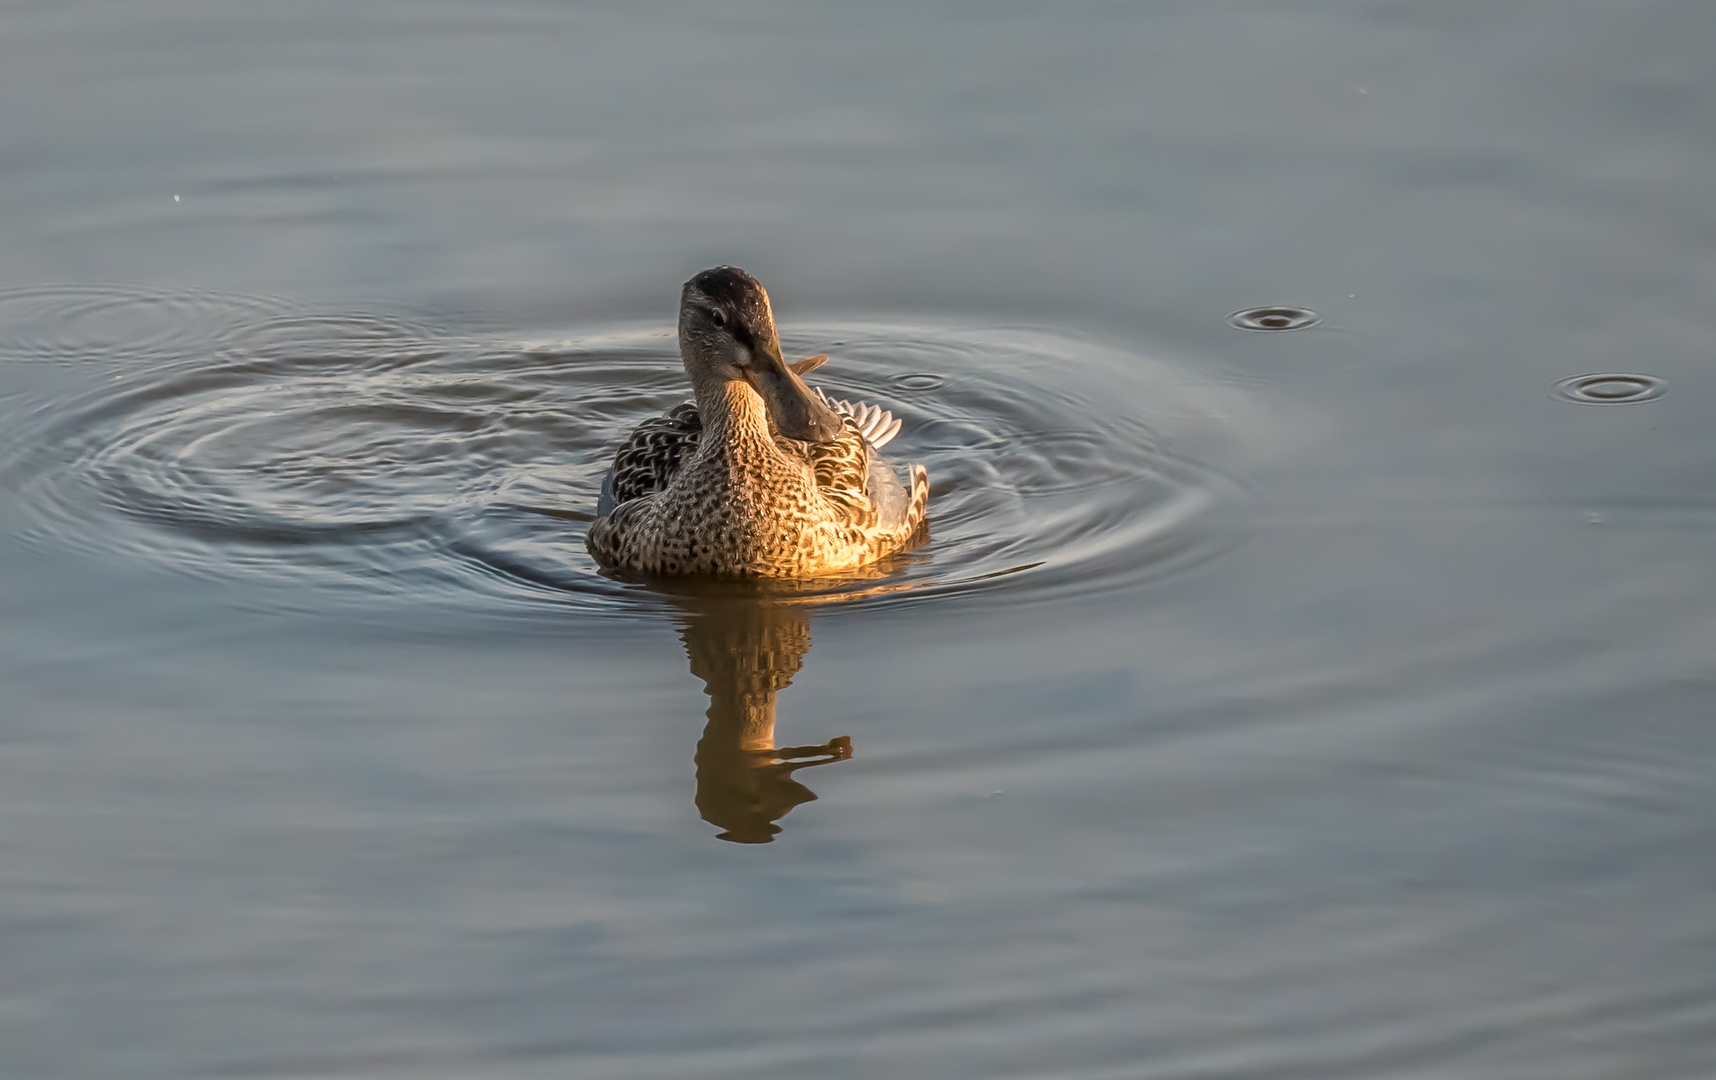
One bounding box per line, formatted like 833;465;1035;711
0;288;1256;624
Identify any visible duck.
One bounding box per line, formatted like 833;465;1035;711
586;266;929;578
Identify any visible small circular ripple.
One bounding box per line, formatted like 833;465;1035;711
1552;372;1666;405
890;373;946;392
0;289;1252;622
1226;306;1321;332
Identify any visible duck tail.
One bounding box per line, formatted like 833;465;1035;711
900;463;930;542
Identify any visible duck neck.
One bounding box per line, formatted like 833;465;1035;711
694;379;778;469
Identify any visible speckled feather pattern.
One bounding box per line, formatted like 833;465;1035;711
605;402;703;508
587;383;929;578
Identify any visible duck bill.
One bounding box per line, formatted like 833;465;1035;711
749;341;844;444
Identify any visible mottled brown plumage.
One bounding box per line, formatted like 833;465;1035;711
587;267;929;578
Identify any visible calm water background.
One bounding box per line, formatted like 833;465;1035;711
4;1;1716;1076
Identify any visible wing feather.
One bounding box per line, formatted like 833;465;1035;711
597;401;701;516
813;387;903;450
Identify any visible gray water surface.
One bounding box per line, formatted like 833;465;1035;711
3;1;1715;1077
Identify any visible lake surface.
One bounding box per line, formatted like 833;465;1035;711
3;1;1715;1076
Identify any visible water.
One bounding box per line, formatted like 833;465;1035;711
3;1;1715;1077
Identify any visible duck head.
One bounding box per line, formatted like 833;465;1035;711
679;266;844;444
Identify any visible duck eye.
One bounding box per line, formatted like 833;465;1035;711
708;308;727;329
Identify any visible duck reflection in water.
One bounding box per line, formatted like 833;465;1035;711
677;598;852;844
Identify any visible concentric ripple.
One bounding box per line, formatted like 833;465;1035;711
1552;372;1667;405
1226;305;1322;332
0;288;1254;621
0;283;295;365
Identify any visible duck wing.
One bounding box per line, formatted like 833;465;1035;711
812;388;903;449
596;401;701;517
804;389;914;528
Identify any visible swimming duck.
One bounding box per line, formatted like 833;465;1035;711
587;266;929;578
